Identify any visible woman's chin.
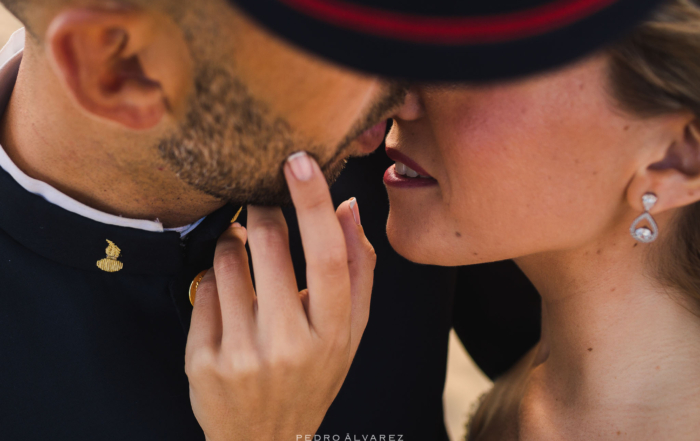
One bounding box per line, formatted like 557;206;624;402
386;213;495;267
387;232;433;264
386;218;455;266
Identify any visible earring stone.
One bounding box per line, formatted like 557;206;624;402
630;193;659;243
642;193;657;211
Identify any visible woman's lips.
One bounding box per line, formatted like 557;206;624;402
383;147;438;188
384;165;438;188
355;120;388;154
385;148;432;177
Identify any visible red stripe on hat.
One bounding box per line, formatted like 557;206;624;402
277;0;619;43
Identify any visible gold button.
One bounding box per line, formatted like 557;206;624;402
189;270;208;306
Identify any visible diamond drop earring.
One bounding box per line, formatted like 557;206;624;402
630;193;659;243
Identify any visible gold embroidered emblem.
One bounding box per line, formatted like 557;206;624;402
231;206;243;224
96;240;124;273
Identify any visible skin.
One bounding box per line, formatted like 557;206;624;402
385;54;700;440
188;155;376;441
1;0;398;227
0;0;385;439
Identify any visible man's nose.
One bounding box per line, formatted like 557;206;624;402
393;88;425;122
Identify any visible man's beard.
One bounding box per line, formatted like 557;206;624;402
158;65;405;207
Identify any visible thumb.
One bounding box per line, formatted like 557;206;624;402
336;197;376;356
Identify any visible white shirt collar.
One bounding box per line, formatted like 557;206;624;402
0;29;204;237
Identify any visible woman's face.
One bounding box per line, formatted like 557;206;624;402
385;54;675;266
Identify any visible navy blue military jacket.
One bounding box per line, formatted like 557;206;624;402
0;157;228;439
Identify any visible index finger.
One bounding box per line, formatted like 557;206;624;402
284;152;351;337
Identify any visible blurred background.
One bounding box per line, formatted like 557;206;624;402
0;5;492;440
0;4;18;44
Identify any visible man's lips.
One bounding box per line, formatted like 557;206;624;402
384;148;432;177
325;120;388;170
355;120;388;154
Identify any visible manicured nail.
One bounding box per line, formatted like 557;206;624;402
230;222;248;244
287;151;314;181
349;197;361;225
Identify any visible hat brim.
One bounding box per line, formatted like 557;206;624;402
232;0;663;81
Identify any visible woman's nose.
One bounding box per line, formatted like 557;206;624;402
393;88;425;121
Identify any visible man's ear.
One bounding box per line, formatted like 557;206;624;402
627;117;700;214
45;7;192;130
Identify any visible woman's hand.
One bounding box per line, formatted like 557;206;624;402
185;152;376;441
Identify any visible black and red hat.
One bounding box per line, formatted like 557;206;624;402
231;0;664;81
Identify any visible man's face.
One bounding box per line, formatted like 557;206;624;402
159;1;405;206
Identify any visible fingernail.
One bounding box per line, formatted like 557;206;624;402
230;222;248;244
287;151;314;181
349;197;361;225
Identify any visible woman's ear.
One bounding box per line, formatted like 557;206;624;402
45;7;192;130
627;117;700;213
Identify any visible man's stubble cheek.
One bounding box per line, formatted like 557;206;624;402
157;60;359;206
